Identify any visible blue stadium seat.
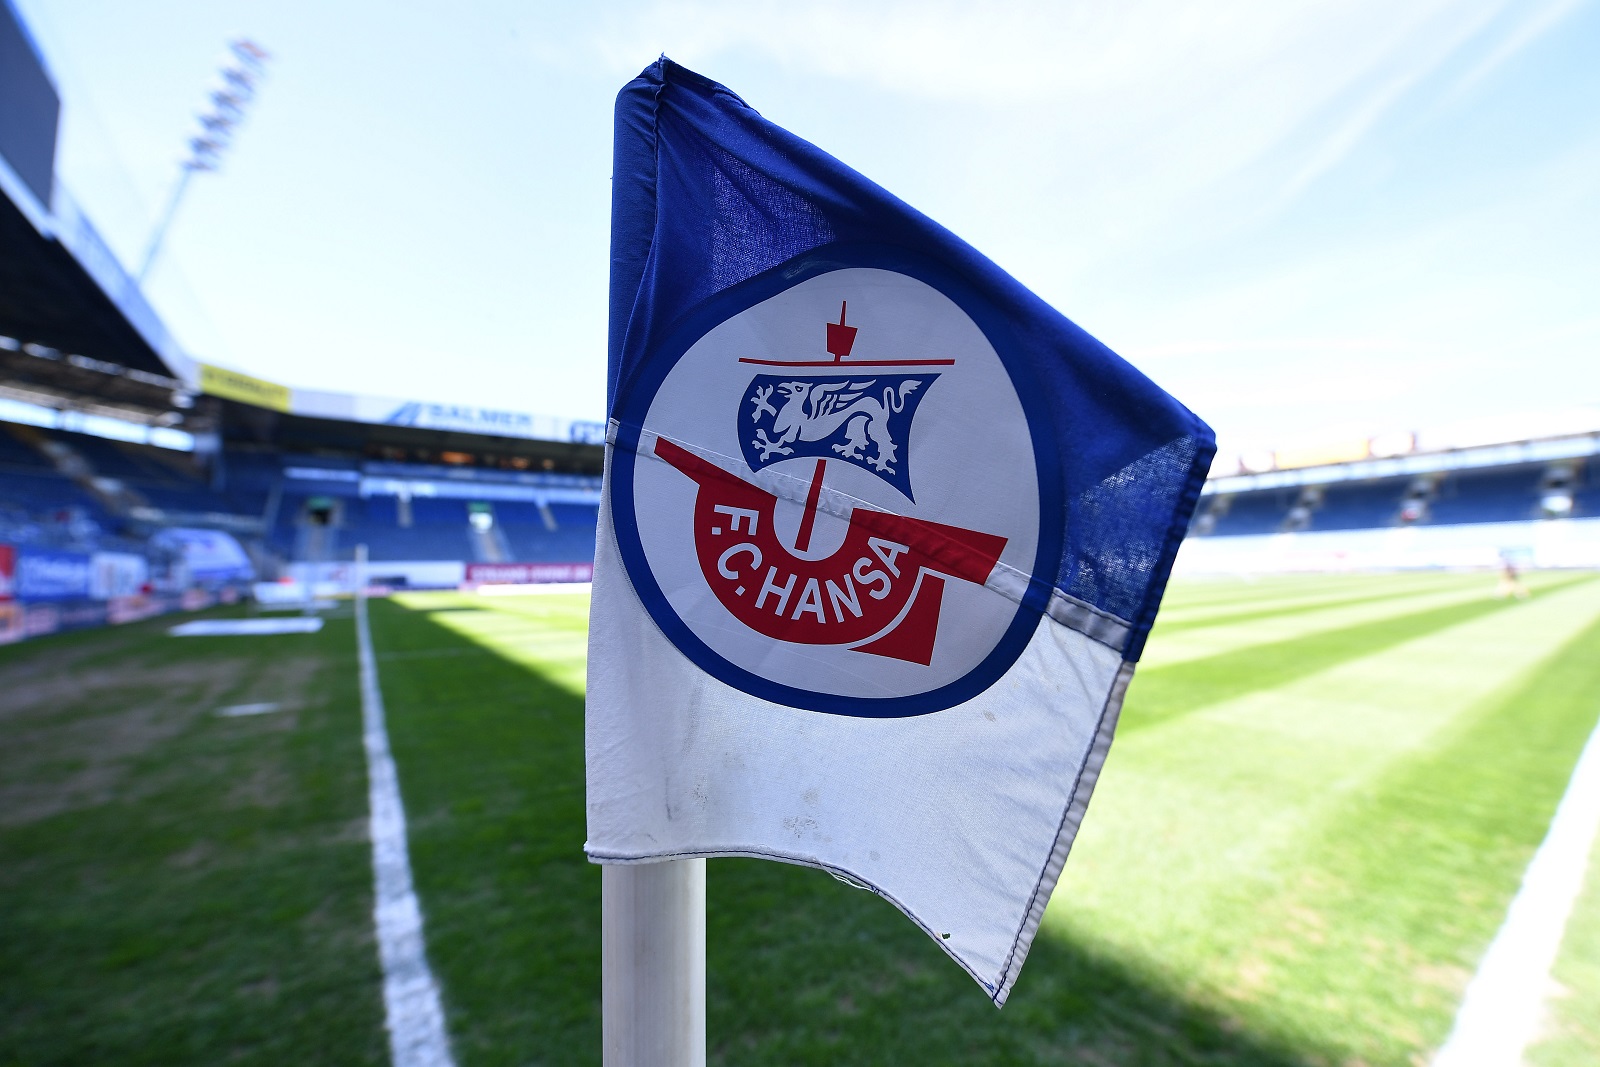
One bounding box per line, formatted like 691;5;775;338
0;429;54;470
1206;490;1292;536
1310;480;1405;531
1428;465;1540;525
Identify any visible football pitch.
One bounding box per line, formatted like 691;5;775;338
3;570;1600;1066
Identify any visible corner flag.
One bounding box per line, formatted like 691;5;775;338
587;58;1214;1006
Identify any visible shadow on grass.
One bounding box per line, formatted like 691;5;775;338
371;598;1324;1067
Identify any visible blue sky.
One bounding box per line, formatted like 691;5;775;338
14;0;1600;454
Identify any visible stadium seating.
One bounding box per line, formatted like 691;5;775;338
1204;490;1292;536
1573;465;1600;519
1427;464;1541;526
1309;479;1406;531
501;501;601;562
0;428;130;549
254;480;600;565
338;496;471;562
0;469;107;520
0;428;58;471
1191;459;1592;539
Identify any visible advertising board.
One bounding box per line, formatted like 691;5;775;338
0;602;21;644
16;550;92;601
90;552;148;600
464;562;594;585
198;363;292;413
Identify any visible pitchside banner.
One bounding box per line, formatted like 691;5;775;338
586;59;1214;1005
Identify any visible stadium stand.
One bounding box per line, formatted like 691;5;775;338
4;0;1597;629
1182;430;1600;573
1195;456;1594;539
1310;478;1407;531
1426;464;1541;525
1202;488;1293;536
1574;465;1600;518
0;0;608;643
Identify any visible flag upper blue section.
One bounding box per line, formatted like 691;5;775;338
608;58;1214;661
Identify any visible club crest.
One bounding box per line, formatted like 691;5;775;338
612;264;1050;715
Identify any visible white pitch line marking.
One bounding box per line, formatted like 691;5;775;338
357;584;455;1067
1433;707;1600;1067
171;617;324;636
217;702;282;717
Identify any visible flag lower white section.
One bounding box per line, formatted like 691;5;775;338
585;495;1129;1006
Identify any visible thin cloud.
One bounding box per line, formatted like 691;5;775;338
1274;0;1509;205
1453;0;1590;95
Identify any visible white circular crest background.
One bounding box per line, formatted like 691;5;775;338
622;267;1044;706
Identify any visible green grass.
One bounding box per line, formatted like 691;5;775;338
1241;605;1600;1063
370;594;596;1064
372;593;1309;1066
1152;571;1490;633
1527;759;1600;1067
0;607;384;1066
1127;571;1591;732
4;572;1599;1066
1053;575;1600;1061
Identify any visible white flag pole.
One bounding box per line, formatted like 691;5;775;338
602;859;706;1066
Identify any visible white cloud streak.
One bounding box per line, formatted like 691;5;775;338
1452;0;1592;95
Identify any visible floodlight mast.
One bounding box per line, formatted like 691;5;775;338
135;39;269;285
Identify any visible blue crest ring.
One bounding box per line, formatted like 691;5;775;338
610;243;1065;717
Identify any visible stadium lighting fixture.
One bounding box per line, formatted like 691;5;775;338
135;39;270;284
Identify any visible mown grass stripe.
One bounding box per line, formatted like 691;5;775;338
374;593;1314;1066
1157;571;1454;612
1143;584;1496;670
1126;588;1573;735
1435;669;1600;1066
1528;815;1600;1066
1155;577;1479;635
1158;573;1375;606
1050;577;1600;1066
1156;571;1477;620
1143;572;1592;670
1193;593;1600;1066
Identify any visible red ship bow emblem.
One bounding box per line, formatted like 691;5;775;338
655;303;1010;666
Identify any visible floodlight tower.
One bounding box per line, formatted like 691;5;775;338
135;39;270;284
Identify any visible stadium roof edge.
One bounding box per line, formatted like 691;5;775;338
1;0;192;383
194;358;607;448
1203;430;1600;495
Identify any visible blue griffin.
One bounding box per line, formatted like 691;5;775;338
740;373;937;502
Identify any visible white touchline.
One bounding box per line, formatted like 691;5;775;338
356;584;456;1067
1433;707;1600;1067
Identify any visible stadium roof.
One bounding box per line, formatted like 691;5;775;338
0;189;181;380
0;0;187;381
1205;428;1600;495
2;0;603;464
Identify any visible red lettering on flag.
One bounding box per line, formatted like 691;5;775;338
652;436;1007;663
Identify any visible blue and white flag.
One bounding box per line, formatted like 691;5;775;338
586;58;1214;1006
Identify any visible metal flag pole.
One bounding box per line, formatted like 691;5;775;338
602;860;706;1066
